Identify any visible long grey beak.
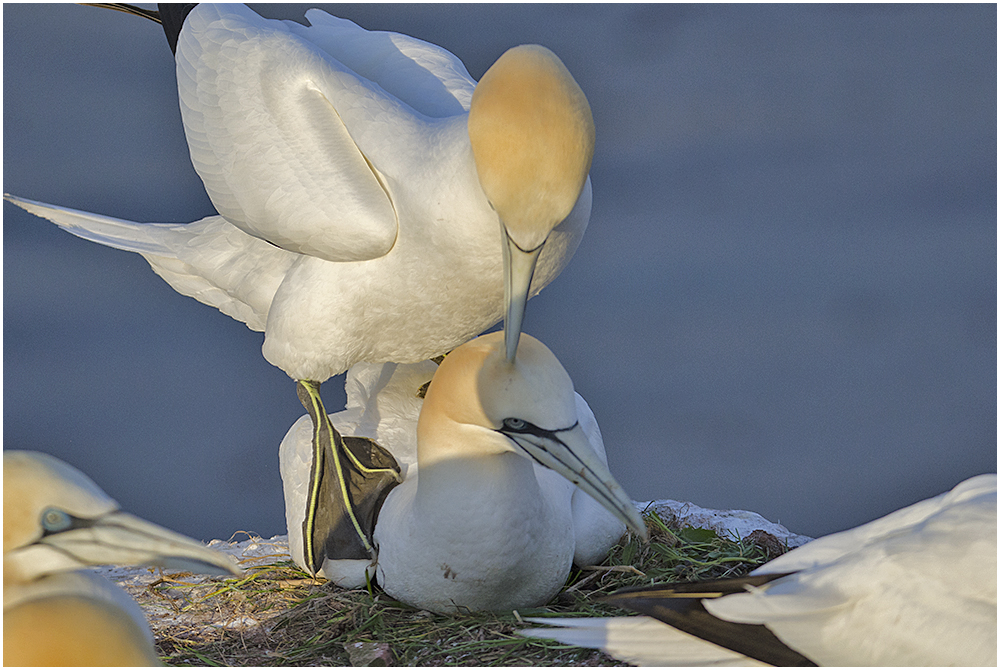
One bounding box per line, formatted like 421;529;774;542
502;227;544;363
500;421;648;541
36;510;242;577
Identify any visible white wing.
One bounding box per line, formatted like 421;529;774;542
4;194;294;331
520;617;768;667
524;475;996;667
177;4;433;262
567;392;627;566
287;10;475;118
752;472;996;575
710;474;997;666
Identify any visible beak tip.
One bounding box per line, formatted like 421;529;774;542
626;512;649;543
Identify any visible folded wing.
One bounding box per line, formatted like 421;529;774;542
176;4;410;262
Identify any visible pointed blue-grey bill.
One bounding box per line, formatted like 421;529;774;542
34;509;242;577
500;420;648;541
502;228;544;362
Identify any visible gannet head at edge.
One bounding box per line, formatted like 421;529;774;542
3;450;241;589
4;450;242;665
468;45;596;362
417;332;647;541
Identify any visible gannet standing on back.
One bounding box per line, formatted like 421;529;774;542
5;3;595;574
4;450;241;666
521;473;998;666
280;331;647;613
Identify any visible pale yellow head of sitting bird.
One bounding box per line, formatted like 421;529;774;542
4;451;241;666
416;331;647;540
468;45;595;362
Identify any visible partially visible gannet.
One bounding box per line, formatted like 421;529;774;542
280;332;646;614
4;450;242;666
521;473;997;666
4;3;594;572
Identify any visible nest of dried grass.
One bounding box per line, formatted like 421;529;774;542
124;510;789;666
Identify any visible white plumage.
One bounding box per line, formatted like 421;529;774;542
280;332;646;613
5;5;597;559
5;3;592;382
521;473;997;666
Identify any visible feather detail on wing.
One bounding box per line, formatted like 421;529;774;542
288;10;476;117
5;194;292;331
176;4;402;262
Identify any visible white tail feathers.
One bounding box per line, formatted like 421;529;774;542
5;194;174;255
5;193;293;332
519;617;767;667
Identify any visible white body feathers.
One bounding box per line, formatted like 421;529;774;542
522;474;998;666
6;4;590;382
280;336;629;611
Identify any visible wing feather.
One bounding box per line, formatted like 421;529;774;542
176;5;402;262
289;10;476;117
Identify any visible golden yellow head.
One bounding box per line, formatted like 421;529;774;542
4;450;241;587
469;45;595;251
419;331;575;433
4;451;117;557
5;595;161;666
414;332;649;540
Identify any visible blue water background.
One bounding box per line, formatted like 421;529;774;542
3;4;995;541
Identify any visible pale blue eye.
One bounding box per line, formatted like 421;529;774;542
41;508;72;532
503;418;527;430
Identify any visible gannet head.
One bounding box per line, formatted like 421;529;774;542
418;332;647;540
468;45;595;362
3;451;241;587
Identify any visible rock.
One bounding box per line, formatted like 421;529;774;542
345;641;395;666
634;499;812;547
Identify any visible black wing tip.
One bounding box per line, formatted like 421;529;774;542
157;3;197;54
601;574;817;667
601;572;794;605
81;3;162;23
81;3;196;55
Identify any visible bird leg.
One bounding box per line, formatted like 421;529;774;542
296;380;403;576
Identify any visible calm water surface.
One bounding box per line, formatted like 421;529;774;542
3;4;995;541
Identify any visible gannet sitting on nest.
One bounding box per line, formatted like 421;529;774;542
280;331;647;614
4;450;242;666
520;473;997;666
5;2;595;574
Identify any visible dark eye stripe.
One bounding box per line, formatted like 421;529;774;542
500;418;578;437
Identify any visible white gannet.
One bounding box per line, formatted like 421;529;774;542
4;3;595;572
4;450;242;666
279;331;647;614
521;473;998;666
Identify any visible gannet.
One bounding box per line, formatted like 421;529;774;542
279;331;647;614
4;450;242;666
4;3;595;572
521;473;998;666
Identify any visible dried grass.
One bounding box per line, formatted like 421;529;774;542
127;511;788;666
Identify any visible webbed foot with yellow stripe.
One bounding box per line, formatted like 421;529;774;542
296;380;402;576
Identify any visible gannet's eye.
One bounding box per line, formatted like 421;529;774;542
503;418;527;431
41;508;72;532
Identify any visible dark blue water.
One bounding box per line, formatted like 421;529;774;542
4;4;995;542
